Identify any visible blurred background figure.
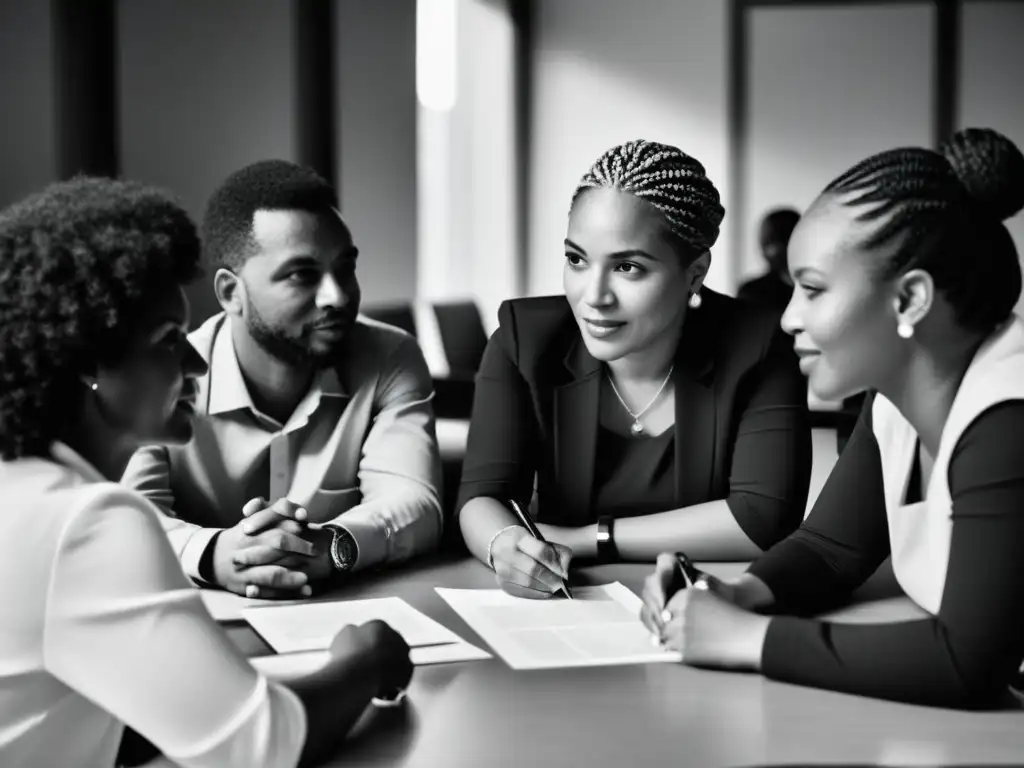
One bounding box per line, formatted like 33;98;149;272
737;207;800;315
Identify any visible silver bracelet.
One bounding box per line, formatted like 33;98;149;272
486;525;522;570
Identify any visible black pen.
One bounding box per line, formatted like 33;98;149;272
674;551;707;590
507;499;574;599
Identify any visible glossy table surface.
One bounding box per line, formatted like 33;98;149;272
219;555;1024;767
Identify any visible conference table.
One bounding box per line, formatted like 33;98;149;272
205;555;1024;767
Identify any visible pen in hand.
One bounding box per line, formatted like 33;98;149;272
507;499;574;600
674;551;709;591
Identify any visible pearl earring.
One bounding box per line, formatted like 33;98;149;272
897;322;914;339
688;291;702;310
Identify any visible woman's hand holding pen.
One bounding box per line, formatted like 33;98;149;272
490;527;573;599
640;553;771;671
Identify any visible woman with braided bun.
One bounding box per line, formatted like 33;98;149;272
457;140;812;597
643;128;1024;709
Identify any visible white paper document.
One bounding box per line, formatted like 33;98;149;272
241;596;465;653
435;582;682;670
199;588;303;623
250;641;492;678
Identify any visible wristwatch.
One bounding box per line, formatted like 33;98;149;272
323;524;357;572
596;516;618;563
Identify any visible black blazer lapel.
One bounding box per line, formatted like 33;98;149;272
673;305;718;506
552;336;602;525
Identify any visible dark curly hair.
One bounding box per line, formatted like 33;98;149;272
0;176;202;460
201;159;338;271
824;127;1024;334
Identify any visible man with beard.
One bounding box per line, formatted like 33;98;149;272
122;160;442;598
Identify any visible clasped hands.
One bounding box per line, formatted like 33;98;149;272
211;497;335;599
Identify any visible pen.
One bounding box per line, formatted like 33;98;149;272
674;551;709;591
507;498;574;599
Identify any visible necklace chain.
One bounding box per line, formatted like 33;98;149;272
606;364;675;436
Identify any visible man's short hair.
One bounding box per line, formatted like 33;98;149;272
201;159;338;271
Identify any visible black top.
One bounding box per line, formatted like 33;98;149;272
749;392;1024;709
455;290;812;549
592;427;676;520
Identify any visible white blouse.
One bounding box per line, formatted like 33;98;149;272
0;443;307;768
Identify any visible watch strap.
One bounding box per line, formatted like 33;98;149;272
596;515;618;563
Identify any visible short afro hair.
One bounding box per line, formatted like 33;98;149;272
201;159;338;271
0;176;202;460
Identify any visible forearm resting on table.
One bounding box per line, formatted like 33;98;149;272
161;514;222;583
334;491;443;571
459;497;520;565
729;572;777;612
615;499;764;562
286;657;383;768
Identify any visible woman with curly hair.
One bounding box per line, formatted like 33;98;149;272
0;177;412;767
643;127;1024;710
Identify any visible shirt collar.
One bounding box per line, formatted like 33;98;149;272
207;319;348;424
50;441;107;483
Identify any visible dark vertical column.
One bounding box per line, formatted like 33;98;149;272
52;0;119;179
294;0;338;189
727;0;749;293
511;0;534;296
934;0;960;146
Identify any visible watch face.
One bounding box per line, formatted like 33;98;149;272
336;530;356;569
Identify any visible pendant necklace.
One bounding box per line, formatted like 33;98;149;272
606;365;674;436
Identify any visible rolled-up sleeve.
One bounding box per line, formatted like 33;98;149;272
44;487;306;767
454;301;540;518
121;445;219;582
724;325;813;549
333;334;443;569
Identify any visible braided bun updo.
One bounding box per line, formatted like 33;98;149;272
572;140;725;262
824;127;1024;333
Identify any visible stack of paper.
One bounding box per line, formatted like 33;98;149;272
436;582;682;670
240;596;491;669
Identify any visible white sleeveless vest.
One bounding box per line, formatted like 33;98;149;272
872;316;1024;615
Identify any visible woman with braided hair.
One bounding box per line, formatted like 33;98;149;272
643;127;1024;709
457;140;812;596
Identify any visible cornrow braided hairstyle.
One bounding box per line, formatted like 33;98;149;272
824;127;1024;333
572;139;725;260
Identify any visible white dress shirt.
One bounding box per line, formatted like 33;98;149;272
122;313;443;580
0;443;307;768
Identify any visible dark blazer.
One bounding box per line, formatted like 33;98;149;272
455;289;812;550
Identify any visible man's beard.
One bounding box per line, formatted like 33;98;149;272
245;294;339;369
